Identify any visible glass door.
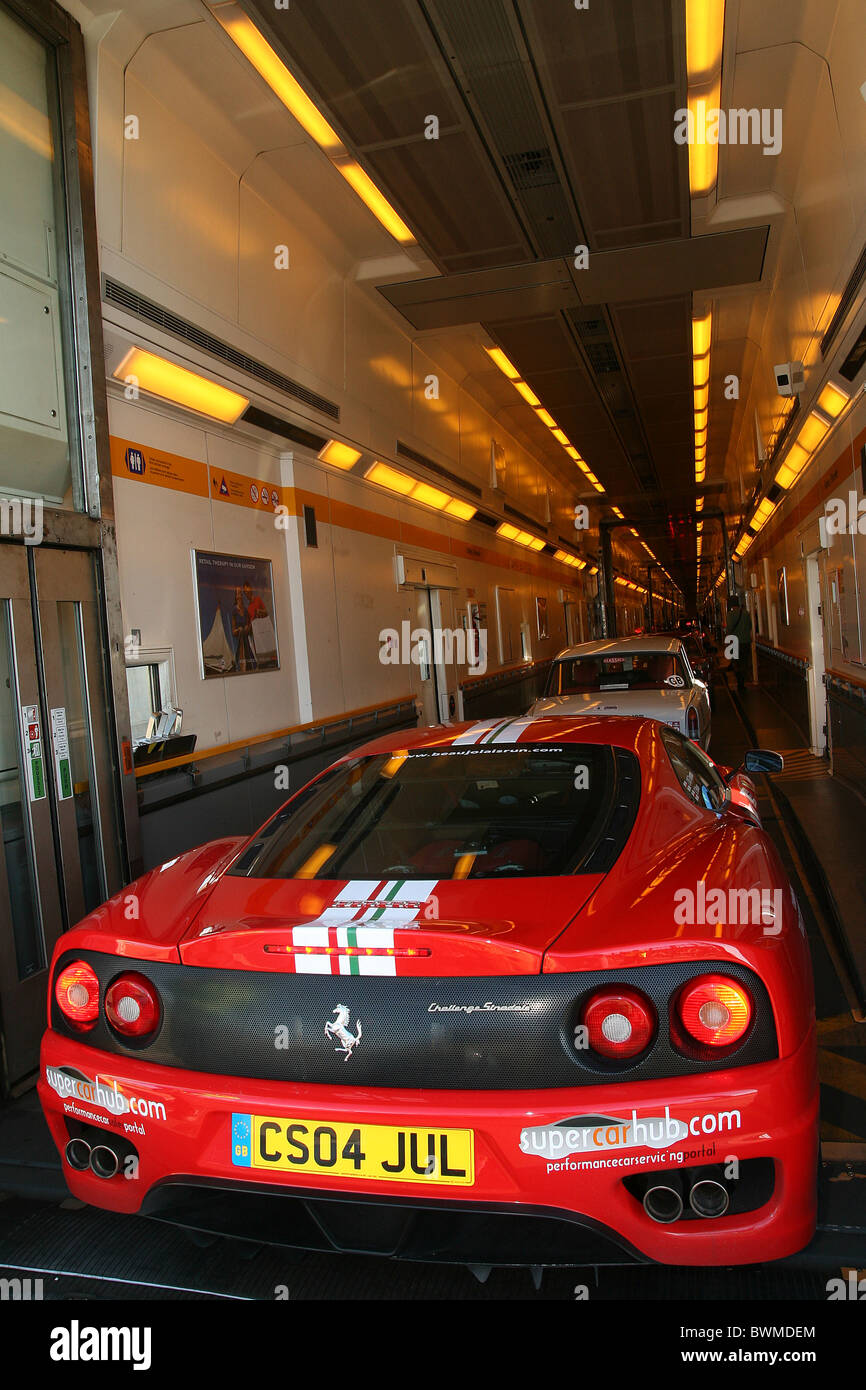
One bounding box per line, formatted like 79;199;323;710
0;545;122;1089
0;545;64;1083
34;547;122;924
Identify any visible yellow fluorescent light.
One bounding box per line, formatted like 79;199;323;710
773;441;809;490
411;481;449;510
497;522;520;540
692;314;712;358
113;347;248;423
797;410;830;452
591;480;606;494
612;507;624;518
551;428;570;446
554;549;570;563
318;439;362;470
444;498;477;521
694;384;709;412
686;0;725;82
696;495;705;510
485;346;521;380
694;430;708;448
694;407;708;430
630;528;639;537
337;161;415;243
535;408;557;428
687;83;722;196
513;380;541;408
817;382;849;419
751;501;777;533
212;8;343;152
565;446;583;461
693;353;710;387
365;461;414;495
514;530;533;547
527;536;546;552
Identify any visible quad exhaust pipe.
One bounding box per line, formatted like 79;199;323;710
64;1137;121;1179
688;1178;729;1218
642;1171;730;1223
642;1178;683;1224
64;1138;92;1171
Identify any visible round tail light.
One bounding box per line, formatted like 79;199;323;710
55;961;99;1031
105;974;161;1038
677;974;752;1046
580;986;656;1059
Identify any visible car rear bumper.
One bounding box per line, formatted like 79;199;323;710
38;1025;818;1267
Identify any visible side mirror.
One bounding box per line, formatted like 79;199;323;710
742;748;784;775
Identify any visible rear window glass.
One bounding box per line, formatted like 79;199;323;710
547;652;688;695
229;745;639;881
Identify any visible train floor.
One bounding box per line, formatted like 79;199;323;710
0;672;864;1300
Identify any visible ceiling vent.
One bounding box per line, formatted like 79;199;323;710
503;147;558;190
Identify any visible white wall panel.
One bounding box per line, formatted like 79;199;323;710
121;68;239;320
344;290;413;444
239;148;347;386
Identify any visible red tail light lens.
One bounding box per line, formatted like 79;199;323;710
687;706;700;741
677;975;752;1046
105;974;161;1038
580;986;656;1059
55;961;100;1030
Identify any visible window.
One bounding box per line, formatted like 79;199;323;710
0;9;82;508
661;728;726;812
230;745;639;881
548;650;689;695
124;649;176;742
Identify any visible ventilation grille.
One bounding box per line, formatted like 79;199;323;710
429;0;576;258
503;148;558;191
584;342;621;375
396;441;482;498
820;243;866;360
504;501;545;531
103;277;340;421
241;406;327;453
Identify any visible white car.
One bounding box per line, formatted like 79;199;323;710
528;635;711;749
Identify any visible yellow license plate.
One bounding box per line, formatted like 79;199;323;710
231;1113;474;1186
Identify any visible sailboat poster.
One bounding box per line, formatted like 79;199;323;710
193;550;279;678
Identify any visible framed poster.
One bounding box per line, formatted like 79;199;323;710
193;550;279;677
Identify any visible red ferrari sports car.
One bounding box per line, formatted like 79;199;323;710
39;715;818;1268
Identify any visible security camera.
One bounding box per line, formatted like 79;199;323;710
774;361;805;396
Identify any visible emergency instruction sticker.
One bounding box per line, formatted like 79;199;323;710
20;704;46;801
50;707;73;800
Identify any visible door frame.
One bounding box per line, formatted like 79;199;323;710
2;0;141;881
806;548;828;756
